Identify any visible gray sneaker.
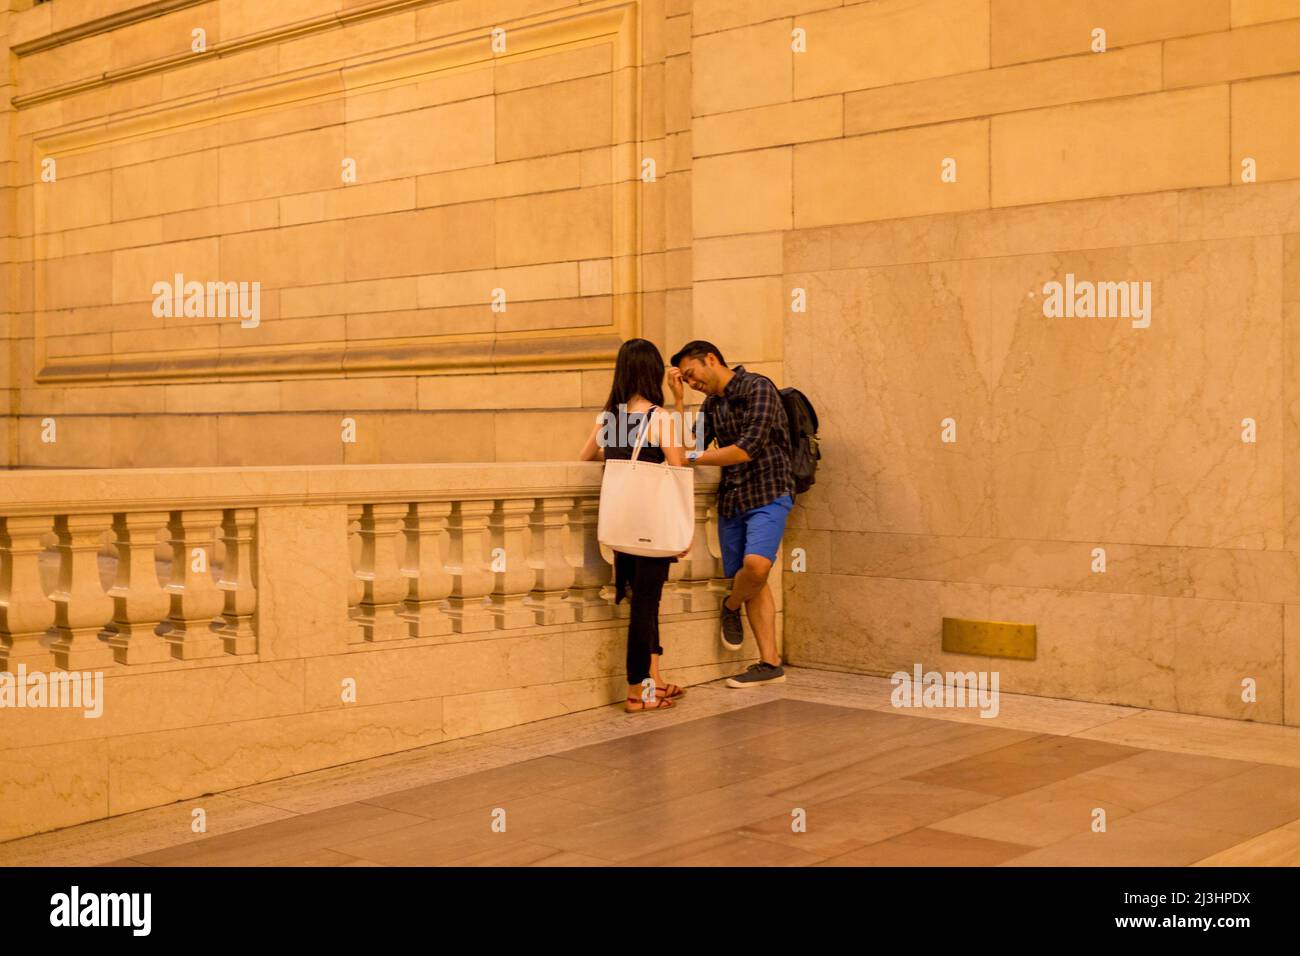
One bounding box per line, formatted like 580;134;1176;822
720;601;744;651
726;661;785;688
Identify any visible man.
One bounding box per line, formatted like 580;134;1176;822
668;341;793;687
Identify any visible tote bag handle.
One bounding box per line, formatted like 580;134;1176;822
629;405;658;463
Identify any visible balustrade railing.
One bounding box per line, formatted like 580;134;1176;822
344;487;728;642
0;504;257;671
0;464;727;671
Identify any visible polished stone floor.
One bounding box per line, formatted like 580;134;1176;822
6;668;1300;866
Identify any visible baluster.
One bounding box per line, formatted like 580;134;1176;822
161;509;226;659
214;508;258;655
712;502;733;598
100;511;172;665
354;502;409;642
565;496;613;621
47;513;116;670
347;505;365;641
488;498;535;629
446;499;495;633
403;501;453;638
661;541;687;615
527;496;575;626
675;494;723;612
0;515;56;670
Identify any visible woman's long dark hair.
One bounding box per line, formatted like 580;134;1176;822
603;338;666;415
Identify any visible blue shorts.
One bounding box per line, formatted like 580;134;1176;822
719;495;793;578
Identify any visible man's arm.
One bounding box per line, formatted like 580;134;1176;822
668;367;710;453
683;395;717;456
693;377;780;467
694;444;749;466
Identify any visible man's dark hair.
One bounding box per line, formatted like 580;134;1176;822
670;340;727;368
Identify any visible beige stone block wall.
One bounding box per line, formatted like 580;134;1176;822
697;0;1300;725
3;0;688;468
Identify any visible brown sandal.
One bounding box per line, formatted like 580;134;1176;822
655;683;686;701
625;694;674;714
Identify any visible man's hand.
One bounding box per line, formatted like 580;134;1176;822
666;366;685;405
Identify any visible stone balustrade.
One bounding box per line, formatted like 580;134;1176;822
0;463;748;843
1;504;255;672
1;464;728;669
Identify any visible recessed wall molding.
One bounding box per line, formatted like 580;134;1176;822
27;1;644;385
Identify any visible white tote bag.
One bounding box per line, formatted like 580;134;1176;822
597;407;695;558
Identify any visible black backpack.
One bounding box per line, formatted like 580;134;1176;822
779;387;821;494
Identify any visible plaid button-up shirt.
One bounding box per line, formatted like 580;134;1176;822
701;366;794;518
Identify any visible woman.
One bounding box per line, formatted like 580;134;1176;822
579;338;689;713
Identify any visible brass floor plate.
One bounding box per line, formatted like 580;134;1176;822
942;617;1037;661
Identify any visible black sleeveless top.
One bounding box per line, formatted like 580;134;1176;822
599;406;666;464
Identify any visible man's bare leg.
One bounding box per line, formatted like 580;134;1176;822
724;555;780;665
743;585;779;665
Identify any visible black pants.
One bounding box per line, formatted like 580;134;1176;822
614;551;672;685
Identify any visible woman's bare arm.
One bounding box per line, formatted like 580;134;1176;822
578;418;605;462
663;444;686;467
644;405;686;465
